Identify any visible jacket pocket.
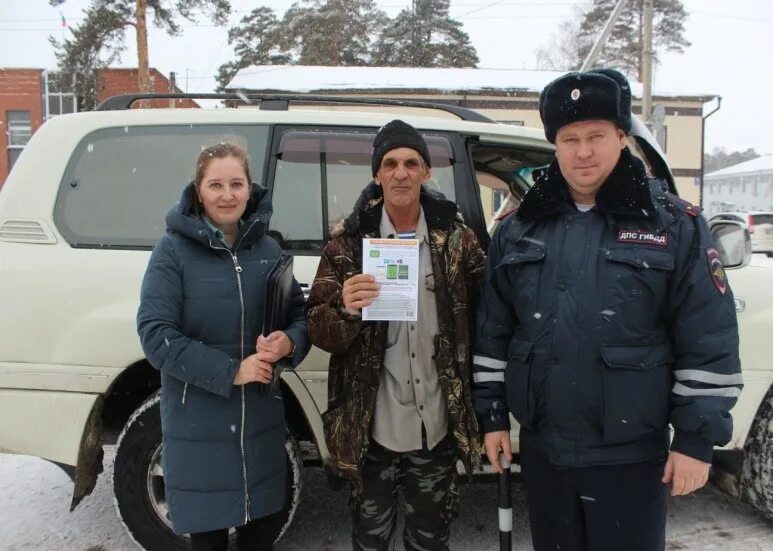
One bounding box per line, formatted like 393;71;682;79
600;343;673;444
604;247;674;301
506;338;535;431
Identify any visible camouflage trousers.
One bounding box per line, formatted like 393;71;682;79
349;434;459;551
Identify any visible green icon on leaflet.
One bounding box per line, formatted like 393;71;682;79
398;265;409;279
369;250;380;257
386;264;398;279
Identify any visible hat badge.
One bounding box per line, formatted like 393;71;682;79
570;88;581;101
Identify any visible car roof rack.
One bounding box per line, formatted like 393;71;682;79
96;93;495;123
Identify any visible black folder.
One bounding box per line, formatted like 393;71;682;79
261;254;294;392
263;253;294;337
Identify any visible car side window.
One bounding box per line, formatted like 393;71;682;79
269;129;455;252
468;142;554;229
54;125;270;248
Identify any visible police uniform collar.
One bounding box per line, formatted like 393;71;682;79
516;148;657;222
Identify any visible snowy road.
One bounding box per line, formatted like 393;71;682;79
1;450;772;551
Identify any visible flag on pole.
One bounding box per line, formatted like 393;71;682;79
59;11;67;28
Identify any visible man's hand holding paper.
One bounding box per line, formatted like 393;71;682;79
341;273;380;316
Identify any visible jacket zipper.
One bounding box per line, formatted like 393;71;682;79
209;233;254;524
181;382;188;405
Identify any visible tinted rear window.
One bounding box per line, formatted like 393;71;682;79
55;125;270;248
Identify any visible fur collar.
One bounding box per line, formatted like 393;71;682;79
516;148;658;222
334;181;461;237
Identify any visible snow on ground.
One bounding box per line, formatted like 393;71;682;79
1;449;772;550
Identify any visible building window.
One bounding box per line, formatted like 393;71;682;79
7;110;31;172
44;71;78;119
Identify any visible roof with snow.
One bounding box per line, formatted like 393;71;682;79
706;155;773;178
226;65;716;101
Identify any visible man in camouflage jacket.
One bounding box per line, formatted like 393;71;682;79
307;120;484;551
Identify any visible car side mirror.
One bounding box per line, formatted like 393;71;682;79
709;220;752;269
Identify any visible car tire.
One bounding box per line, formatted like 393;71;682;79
113;392;303;550
740;384;773;520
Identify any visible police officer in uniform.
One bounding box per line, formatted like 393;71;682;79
472;68;742;551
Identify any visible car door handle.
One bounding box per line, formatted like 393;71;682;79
734;297;746;313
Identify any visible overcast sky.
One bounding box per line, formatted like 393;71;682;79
1;0;771;154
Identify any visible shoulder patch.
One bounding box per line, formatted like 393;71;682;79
495;207;517;221
665;192;701;217
706;248;728;294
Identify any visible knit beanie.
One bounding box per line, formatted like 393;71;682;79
371;119;431;176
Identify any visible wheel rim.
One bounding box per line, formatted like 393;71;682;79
146;443;174;531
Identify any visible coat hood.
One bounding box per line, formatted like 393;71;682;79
165;181;273;249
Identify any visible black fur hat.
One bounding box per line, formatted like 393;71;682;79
539;68;632;143
371;119;431;176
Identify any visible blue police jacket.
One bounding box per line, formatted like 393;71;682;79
473;148;741;466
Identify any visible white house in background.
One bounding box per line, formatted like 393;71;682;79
703;155;773;217
226;65;719;208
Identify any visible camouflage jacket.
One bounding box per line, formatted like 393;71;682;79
307;182;485;488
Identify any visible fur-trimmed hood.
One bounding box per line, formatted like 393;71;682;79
334;181;462;238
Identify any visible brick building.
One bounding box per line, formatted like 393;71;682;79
0;67;199;186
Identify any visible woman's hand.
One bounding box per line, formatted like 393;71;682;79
256;331;294;363
233;354;273;385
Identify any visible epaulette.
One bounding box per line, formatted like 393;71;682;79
495;207;517;221
665;192;701;218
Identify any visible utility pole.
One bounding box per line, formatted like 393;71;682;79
580;0;629;71
642;0;654;124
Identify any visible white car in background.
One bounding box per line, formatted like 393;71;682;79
0;93;772;551
709;211;773;257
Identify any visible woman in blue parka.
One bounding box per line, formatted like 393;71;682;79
137;142;309;551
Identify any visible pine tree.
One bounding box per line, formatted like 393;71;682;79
705;148;760;174
276;0;388;66
536;0;690;80
50;0;230;106
48;4;126;110
215;7;289;92
371;0;479;68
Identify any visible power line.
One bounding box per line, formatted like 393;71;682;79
0;11;576;33
0;2;585;23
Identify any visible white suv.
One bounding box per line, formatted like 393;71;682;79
1;95;771;550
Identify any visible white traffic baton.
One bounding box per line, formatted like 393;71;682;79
498;453;512;551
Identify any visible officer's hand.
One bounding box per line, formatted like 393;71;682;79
484;431;512;474
341;274;380;315
661;451;710;496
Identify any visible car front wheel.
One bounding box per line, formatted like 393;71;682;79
740;384;773;520
113;392;302;550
